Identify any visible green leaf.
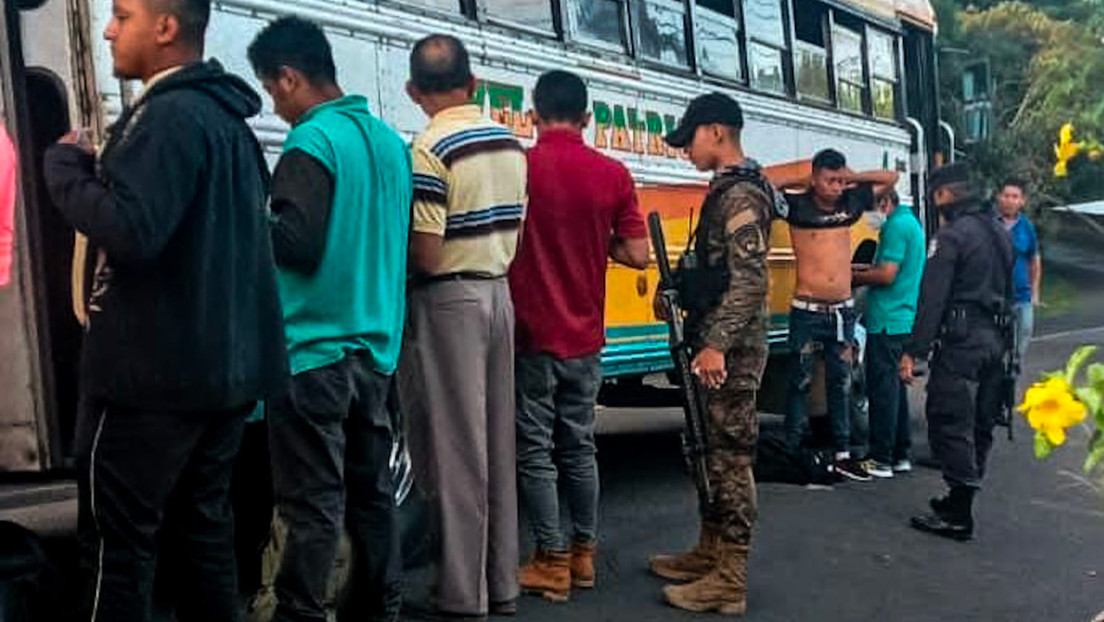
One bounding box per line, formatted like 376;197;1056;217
1075;387;1103;420
1088;363;1104;391
1065;346;1098;384
1035;431;1054;459
1086;432;1104;473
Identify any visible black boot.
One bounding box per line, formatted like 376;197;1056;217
912;487;974;541
929;494;951;517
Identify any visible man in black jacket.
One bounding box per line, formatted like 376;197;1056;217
43;0;287;620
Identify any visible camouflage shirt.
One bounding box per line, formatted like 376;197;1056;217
688;160;777;352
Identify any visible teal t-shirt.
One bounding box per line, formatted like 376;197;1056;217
866;204;926;336
277;95;413;375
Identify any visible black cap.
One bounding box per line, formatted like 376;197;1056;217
664;92;744;148
928;162;972;193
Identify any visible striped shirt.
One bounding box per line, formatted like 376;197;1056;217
411;104;527;276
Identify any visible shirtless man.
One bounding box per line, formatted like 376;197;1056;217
776;148;898;481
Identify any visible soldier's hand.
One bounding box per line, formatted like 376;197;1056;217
899;353;916;384
692;347;727;390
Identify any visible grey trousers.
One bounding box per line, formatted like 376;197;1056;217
400;278;518;615
515;353;602;551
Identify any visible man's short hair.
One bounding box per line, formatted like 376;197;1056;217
877;188;899;207
410;34;473;95
533;70;588;123
154;0;209;47
812;149;847;172
248;16;337;85
1001;176;1029;195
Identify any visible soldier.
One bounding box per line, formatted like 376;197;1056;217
901;163;1013;542
648;93;779;615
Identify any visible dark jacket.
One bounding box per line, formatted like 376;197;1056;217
907;199;1013;359
44;60;288;411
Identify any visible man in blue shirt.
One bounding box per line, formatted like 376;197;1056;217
853;189;926;478
996;178;1041;365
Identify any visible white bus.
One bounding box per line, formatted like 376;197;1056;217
2;0;946;471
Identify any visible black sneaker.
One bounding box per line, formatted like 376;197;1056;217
832;458;872;482
910;512;974;541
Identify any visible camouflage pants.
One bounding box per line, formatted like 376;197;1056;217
701;343;766;546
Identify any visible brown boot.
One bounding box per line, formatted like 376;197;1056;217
663;543;749;616
519;549;571;602
569;542;596;588
649;521;721;582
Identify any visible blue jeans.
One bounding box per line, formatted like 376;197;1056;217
1013;302;1033;364
785;307;856;454
515;353;602;551
865;332;911;465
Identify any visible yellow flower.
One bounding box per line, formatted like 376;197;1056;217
1019;377;1087;445
1054;123;1085;179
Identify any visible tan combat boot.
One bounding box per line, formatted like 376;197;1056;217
649;521;721;582
569;542;596;588
519;549;571;602
662;542;749;616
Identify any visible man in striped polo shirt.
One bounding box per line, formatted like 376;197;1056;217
400;34;527;620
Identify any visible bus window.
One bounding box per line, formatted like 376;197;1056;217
832;20;865;113
695;0;742;82
398;0;464;14
793;0;830;102
632;0;690;68
868;28;899;120
742;0;787;94
568;0;630;52
480;0;556;33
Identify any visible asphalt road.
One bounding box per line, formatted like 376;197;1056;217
478;275;1104;622
5;262;1104;622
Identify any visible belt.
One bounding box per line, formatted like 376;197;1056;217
791;298;854;313
792;298;854;343
411;271;503;287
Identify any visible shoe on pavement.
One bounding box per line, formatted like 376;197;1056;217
519;549;571;602
570;542;596;589
865;461;894;479
910;512;974;541
832;458;873;482
490;600;517;616
650;522;721;582
663;543;749;616
893;459;913;473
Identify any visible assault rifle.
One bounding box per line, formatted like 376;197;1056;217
648;211;712;510
996;308;1018;441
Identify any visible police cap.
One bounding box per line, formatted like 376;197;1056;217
665;93;744;148
928;162;973;194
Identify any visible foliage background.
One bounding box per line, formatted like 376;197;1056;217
933;0;1104;207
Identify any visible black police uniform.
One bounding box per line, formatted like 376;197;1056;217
906;171;1013;540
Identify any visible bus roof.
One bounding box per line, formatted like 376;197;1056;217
843;0;936;28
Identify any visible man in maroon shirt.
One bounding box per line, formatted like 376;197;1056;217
509;70;648;602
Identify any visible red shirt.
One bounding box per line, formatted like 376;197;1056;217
509;130;646;359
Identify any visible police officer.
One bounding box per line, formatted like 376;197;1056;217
900;162;1013;541
648;93;781;614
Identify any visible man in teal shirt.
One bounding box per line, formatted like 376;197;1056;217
248;17;412;622
854;189;926;479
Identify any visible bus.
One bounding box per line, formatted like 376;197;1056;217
1;0;947;472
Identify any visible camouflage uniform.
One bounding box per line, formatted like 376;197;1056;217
687;162;773;547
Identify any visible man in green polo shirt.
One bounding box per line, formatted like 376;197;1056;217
248;16;412;622
854;188;926;479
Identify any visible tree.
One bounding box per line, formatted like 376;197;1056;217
938;1;1104;206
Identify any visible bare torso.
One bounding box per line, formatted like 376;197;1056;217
791;227;853;302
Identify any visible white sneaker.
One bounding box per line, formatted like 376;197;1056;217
865;461;894;479
893;460;913;473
